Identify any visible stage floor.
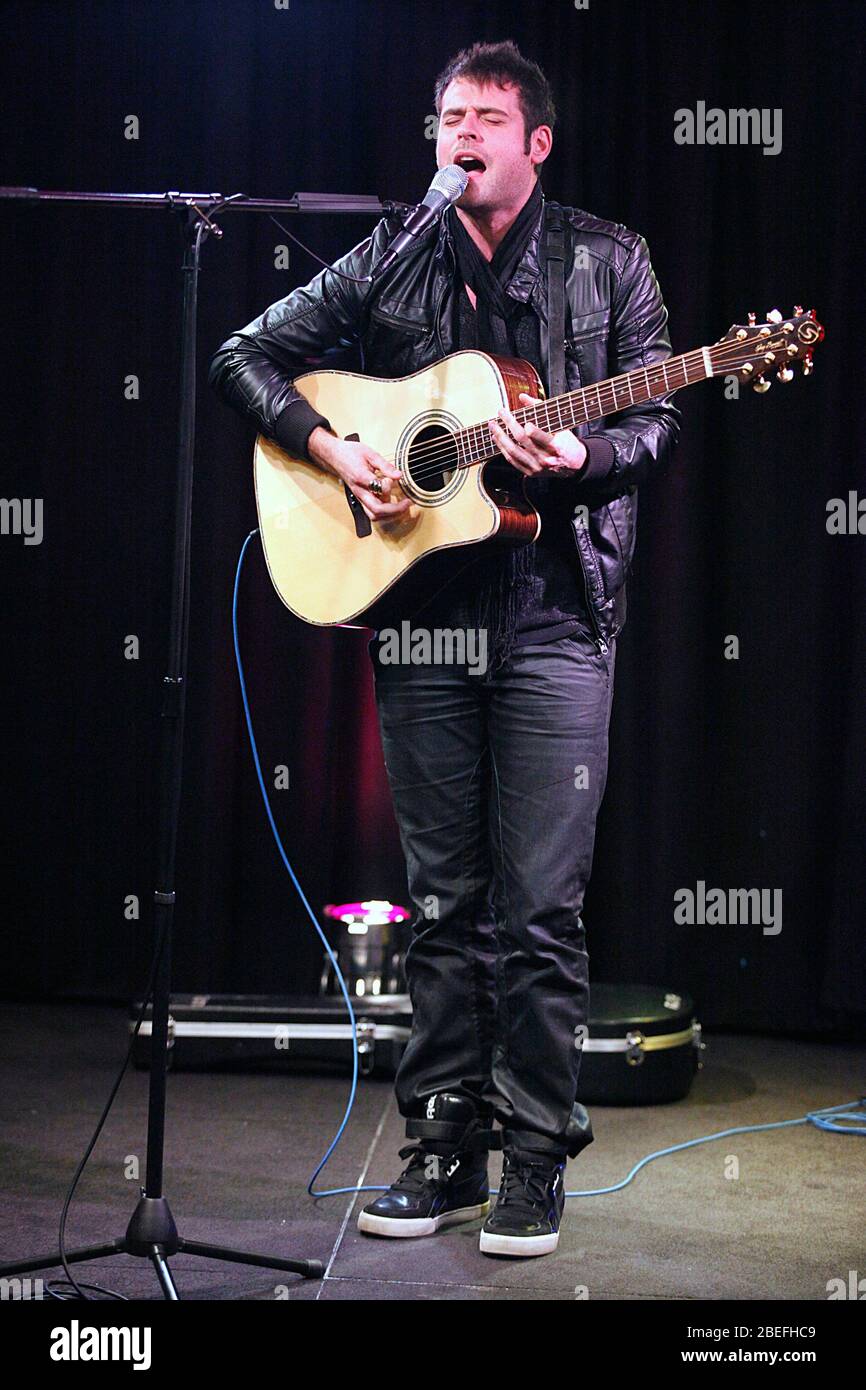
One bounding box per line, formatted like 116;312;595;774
0;1003;862;1301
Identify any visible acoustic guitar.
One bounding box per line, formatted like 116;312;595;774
253;308;823;625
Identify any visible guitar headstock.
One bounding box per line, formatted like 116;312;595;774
711;308;824;392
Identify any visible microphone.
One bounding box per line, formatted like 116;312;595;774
370;165;469;281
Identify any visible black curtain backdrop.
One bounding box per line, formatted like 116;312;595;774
1;0;863;1037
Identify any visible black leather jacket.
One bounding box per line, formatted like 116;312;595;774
209;193;681;650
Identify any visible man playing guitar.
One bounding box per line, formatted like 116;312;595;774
210;39;680;1257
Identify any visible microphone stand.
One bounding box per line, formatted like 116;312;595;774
0;186;412;1300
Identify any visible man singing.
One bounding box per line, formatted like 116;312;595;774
210;40;679;1257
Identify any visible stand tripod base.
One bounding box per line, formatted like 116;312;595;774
0;1193;324;1298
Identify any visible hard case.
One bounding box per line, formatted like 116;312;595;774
131;982;703;1103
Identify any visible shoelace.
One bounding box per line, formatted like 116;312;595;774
390;1142;454;1195
497;1155;561;1215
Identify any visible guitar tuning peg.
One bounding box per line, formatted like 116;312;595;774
793;305;804;316
777;365;794;383
767;309;783;324
747;312;757;326
753;375;771;393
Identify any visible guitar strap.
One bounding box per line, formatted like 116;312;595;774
543;200;572;398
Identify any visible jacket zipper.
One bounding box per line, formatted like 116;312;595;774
433;275;447;356
434;225;455;356
370;305;432;334
572;514;609;655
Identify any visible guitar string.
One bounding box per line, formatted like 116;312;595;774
382;339;794;483
401;347;710;478
385;337;798;487
400;339;795;481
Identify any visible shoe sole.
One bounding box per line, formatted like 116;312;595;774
479;1228;560;1257
357;1200;489;1238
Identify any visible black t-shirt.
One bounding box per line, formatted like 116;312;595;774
367;279;592;648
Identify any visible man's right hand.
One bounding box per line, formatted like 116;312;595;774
308;426;412;521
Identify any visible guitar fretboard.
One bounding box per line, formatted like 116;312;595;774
456;345;716;468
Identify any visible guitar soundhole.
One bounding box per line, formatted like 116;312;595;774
405;424;460;495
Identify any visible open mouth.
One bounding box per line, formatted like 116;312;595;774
453;152;487;176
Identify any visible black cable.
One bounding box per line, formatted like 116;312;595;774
268;214;375;283
43;903;172;1301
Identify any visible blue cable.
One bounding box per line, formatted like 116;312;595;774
233;531;866;1204
232;529;366;1199
563;1100;866;1198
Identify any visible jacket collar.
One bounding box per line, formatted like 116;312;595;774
435;192;546;304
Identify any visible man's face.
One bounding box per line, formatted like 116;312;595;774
435;76;551;214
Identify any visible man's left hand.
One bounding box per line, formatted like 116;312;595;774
488;391;588;477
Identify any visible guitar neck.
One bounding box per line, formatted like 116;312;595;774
459;345;715;467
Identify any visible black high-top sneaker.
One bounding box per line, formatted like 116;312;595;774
479;1140;567;1257
357;1094;492;1238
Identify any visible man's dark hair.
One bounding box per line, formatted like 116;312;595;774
433;40;556;154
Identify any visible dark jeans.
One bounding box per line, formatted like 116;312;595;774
369;626;616;1157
